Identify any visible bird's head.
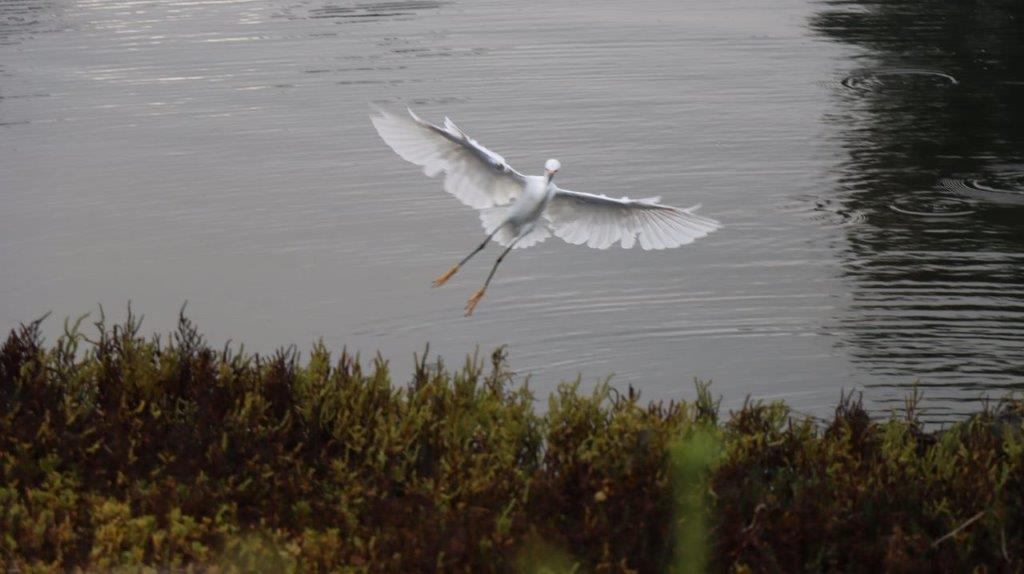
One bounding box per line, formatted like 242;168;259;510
545;159;561;179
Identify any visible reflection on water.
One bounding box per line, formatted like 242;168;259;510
812;0;1024;420
0;0;1021;421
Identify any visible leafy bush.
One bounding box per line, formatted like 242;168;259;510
1;311;1021;572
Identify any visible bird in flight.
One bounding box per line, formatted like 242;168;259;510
370;108;721;316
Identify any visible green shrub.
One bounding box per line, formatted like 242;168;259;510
0;311;1021;572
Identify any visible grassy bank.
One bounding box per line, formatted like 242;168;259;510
1;312;1022;572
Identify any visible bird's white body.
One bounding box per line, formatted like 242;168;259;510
508;176;552;227
369;107;722;314
500;175;552;238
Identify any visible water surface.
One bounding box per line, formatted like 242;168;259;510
2;0;1022;422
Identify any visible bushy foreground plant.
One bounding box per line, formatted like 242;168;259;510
1;312;1021;572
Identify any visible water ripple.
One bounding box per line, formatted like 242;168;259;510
839;68;959;94
941;174;1024;207
889;195;975;217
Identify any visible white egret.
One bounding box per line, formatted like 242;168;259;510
370;108;722;315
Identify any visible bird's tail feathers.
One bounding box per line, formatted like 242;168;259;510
479;206;508;236
479;206;550;249
510;225;550;249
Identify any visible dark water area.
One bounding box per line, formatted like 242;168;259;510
811;0;1024;417
1;0;1022;423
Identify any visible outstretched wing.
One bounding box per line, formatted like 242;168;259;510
370;108;527;209
544;187;721;250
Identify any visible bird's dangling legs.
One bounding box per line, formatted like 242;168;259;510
433;229;500;287
465;235;522;316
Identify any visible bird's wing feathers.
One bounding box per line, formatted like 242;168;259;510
370;108;526;209
544;187;721;250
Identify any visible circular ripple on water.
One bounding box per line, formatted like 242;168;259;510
941;174;1024;207
839;68;959;94
890;195;975;217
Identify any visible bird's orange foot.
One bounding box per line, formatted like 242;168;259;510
432;265;460;287
464;288;486;316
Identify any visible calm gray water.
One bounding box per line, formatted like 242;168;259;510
2;0;1023;422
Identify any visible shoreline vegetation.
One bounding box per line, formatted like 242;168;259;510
1;312;1022;572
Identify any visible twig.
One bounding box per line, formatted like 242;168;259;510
932;510;986;548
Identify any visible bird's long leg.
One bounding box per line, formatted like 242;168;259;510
464;235;522;316
433;228;501;287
